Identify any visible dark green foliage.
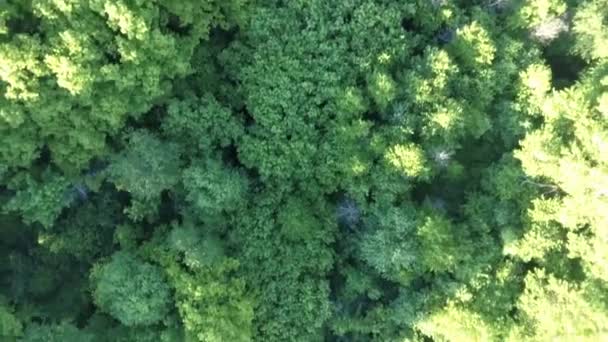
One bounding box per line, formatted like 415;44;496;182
39;190;121;261
21;322;93;342
1;0;607;341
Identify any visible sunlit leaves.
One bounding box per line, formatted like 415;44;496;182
416;304;496;342
0;299;22;340
572;0;608;61
0;35;46;101
1;0;227;172
517;64;552;116
368;71;396;109
516;270;608;340
2;1;608;341
450;21;496;69
385;143;430;180
148;225;253;342
169;259;253;342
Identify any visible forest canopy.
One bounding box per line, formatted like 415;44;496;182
1;0;608;341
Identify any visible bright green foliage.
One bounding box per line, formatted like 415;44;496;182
91;251;172;326
403;40;496;149
450;21;496;69
0;0;229;172
515;270;608;341
368;71;397;109
514;63;608;282
0;0;204;170
144;224;253;342
515;0;567;28
3;0;608;341
517;63;552;116
416;303;497;342
502;198;565;262
385;144;430;180
0;299;22;341
168;259;253;342
360;203;473;288
572;0;608;61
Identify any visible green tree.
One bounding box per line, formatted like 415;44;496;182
106;130;181;220
514;270;608;341
143;224;254;342
0;298;22;341
0;0;248;171
91;251;172;326
21;322;93;342
182;159;248;218
3;170;71;229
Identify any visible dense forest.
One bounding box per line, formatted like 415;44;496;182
1;0;607;341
